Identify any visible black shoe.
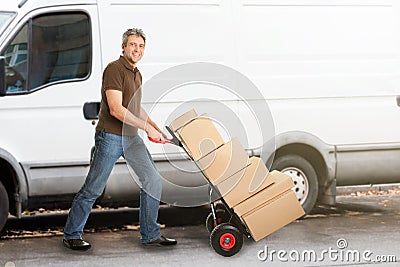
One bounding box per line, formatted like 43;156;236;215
143;235;177;247
63;239;91;251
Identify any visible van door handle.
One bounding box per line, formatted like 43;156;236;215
83;101;100;120
397;96;400;107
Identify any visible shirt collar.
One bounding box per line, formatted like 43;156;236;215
119;55;138;72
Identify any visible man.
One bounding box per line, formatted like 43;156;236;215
63;28;177;250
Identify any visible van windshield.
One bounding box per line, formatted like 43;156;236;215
0;12;16;36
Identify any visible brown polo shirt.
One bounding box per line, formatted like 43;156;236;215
96;56;142;136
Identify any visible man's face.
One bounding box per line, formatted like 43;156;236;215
122;35;145;66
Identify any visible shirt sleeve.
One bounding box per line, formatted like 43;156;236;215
102;62;123;92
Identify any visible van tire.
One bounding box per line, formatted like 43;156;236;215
0;181;9;233
271;154;318;214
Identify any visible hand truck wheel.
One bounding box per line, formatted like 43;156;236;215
210;223;243;257
205;209;230;233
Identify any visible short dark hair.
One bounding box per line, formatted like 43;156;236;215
122;28;146;45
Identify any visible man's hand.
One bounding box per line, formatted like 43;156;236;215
145;124;166;142
140;107;167;141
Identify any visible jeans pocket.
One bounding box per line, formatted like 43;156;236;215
94;130;105;150
95;130;105;139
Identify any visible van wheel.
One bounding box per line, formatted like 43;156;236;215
0;181;9;233
271;154;318;214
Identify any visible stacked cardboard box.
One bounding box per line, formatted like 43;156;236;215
234;171;304;241
168;110;224;160
169;109;305;241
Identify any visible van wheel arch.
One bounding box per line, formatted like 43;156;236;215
0;181;9;233
0;149;28;218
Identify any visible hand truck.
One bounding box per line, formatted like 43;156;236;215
148;126;253;257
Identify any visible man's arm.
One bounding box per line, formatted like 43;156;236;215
106;89;165;140
139;107;167;138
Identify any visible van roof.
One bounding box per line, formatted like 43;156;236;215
1;0;97;12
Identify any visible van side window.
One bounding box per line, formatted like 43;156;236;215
4;12;90;94
4;24;28;92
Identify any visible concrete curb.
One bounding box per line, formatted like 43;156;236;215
336;183;400;195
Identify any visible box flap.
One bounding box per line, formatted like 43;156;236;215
168;109;198;132
217;156;274;207
198;137;249;184
233;171;295;216
179;114;225;160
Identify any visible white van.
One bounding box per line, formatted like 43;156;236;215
1;0;400;232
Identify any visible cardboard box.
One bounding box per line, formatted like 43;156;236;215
233;170;294;216
217;156;275;207
168;109;198;132
242;189;305;241
178;114;225;160
197;137;249;184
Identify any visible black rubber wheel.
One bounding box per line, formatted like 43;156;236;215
0;181;9;233
205;209;230;233
210;223;243;257
271;154;318;214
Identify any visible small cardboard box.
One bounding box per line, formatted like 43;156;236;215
233;170;295;216
242;189;305;241
168;109;198;132
197;137;249;184
179;114;225;160
217;156;275;207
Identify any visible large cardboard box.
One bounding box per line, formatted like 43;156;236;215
178;114;225;160
242;189;305;241
168;109;198;132
216;156;275;207
233;170;295;216
197;137;249;184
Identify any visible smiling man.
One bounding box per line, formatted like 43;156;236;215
62;28;177;250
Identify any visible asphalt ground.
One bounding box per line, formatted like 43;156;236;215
0;189;400;267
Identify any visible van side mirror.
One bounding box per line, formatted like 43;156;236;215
83;101;100;120
0;56;6;97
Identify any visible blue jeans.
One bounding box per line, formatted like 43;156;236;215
63;130;162;243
